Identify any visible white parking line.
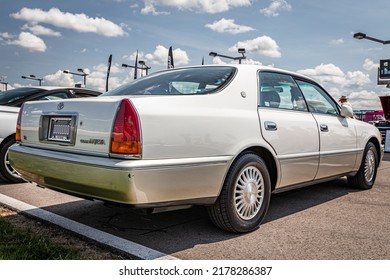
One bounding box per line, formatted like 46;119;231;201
0;194;179;260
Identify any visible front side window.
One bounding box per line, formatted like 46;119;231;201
103;66;236;96
296;80;338;115
259;72;308;112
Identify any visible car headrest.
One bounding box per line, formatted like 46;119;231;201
261;91;280;108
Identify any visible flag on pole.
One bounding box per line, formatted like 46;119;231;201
106;54;112;92
168;46;174;69
134;50;138;79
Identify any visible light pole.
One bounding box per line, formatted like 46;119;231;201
138;60;151;76
354;32;390;87
63;68;88;87
209;48;246;64
353;32;390;45
121;63;136;69
122;62;151;78
21;74;43;86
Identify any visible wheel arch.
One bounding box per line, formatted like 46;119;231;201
227;146;278;192
368;136;382;164
0;133;16;150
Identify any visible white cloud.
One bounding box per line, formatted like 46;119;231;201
260;0;292;17
11;7;126;37
363;58;379;71
125;45;190;66
211;56;227;64
297;63;345;84
211;56;267;65
229;36;281;58
344;71;371;87
7;32;47;52
44;70;75;86
21;24;61;37
330;38;344;45
348;90;382;109
141;1;170;15
205;18;255;34
297;63;371;88
0;32;15;39
141;0;251;14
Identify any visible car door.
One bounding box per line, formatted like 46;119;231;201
258;71;320;188
296;80;357;179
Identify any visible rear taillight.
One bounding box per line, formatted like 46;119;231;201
15;104;24;142
110;99;141;156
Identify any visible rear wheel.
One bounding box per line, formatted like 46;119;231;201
0;137;25;183
208;153;271;233
347;142;378;190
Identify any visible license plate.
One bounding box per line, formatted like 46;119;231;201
47;117;73;143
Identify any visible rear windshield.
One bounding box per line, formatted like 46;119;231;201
0;88;46;105
103;66;236;96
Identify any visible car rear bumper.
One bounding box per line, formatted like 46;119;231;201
9;144;230;206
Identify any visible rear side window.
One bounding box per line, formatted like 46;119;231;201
103;66;236;96
259;72;308;112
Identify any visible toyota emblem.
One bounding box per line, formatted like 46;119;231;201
57;102;64;110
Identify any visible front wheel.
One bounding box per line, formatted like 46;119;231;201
208;153;271;233
347;142;378;190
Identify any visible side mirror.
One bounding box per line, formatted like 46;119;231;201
340;105;354;118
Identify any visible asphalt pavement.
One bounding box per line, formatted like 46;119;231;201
1;153;389;260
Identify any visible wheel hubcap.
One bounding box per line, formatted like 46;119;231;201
234;166;264;220
364;149;375;183
4;148;21;180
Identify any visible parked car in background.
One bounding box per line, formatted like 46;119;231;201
372;96;390;145
9;65;383;232
0;86;101;183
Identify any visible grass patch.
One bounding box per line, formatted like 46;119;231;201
0;217;82;260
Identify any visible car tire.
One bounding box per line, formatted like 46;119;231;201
208;152;271;233
347;142;378;190
0;137;25;183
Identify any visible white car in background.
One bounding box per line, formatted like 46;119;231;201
9;65;383;232
0;86;101;183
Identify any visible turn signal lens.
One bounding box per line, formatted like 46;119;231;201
110;99;141;156
15;104;24;142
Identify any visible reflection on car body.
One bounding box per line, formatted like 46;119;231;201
8;65;383;233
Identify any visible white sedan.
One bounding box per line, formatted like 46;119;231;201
9;65;383;233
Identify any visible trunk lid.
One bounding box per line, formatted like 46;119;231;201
19;97;124;155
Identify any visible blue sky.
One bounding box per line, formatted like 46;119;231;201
0;0;389;109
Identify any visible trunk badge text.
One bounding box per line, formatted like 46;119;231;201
80;139;106;145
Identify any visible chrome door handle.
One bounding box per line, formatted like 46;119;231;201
265;121;277;131
320;124;328;132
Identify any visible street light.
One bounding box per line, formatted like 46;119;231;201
138;60;151;76
121;63;135;69
21;74;43;86
123;62;151;78
209;48;246;64
63;68;88;87
354;32;390;87
353;32;390;45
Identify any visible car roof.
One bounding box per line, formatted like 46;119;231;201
158;64;315;83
